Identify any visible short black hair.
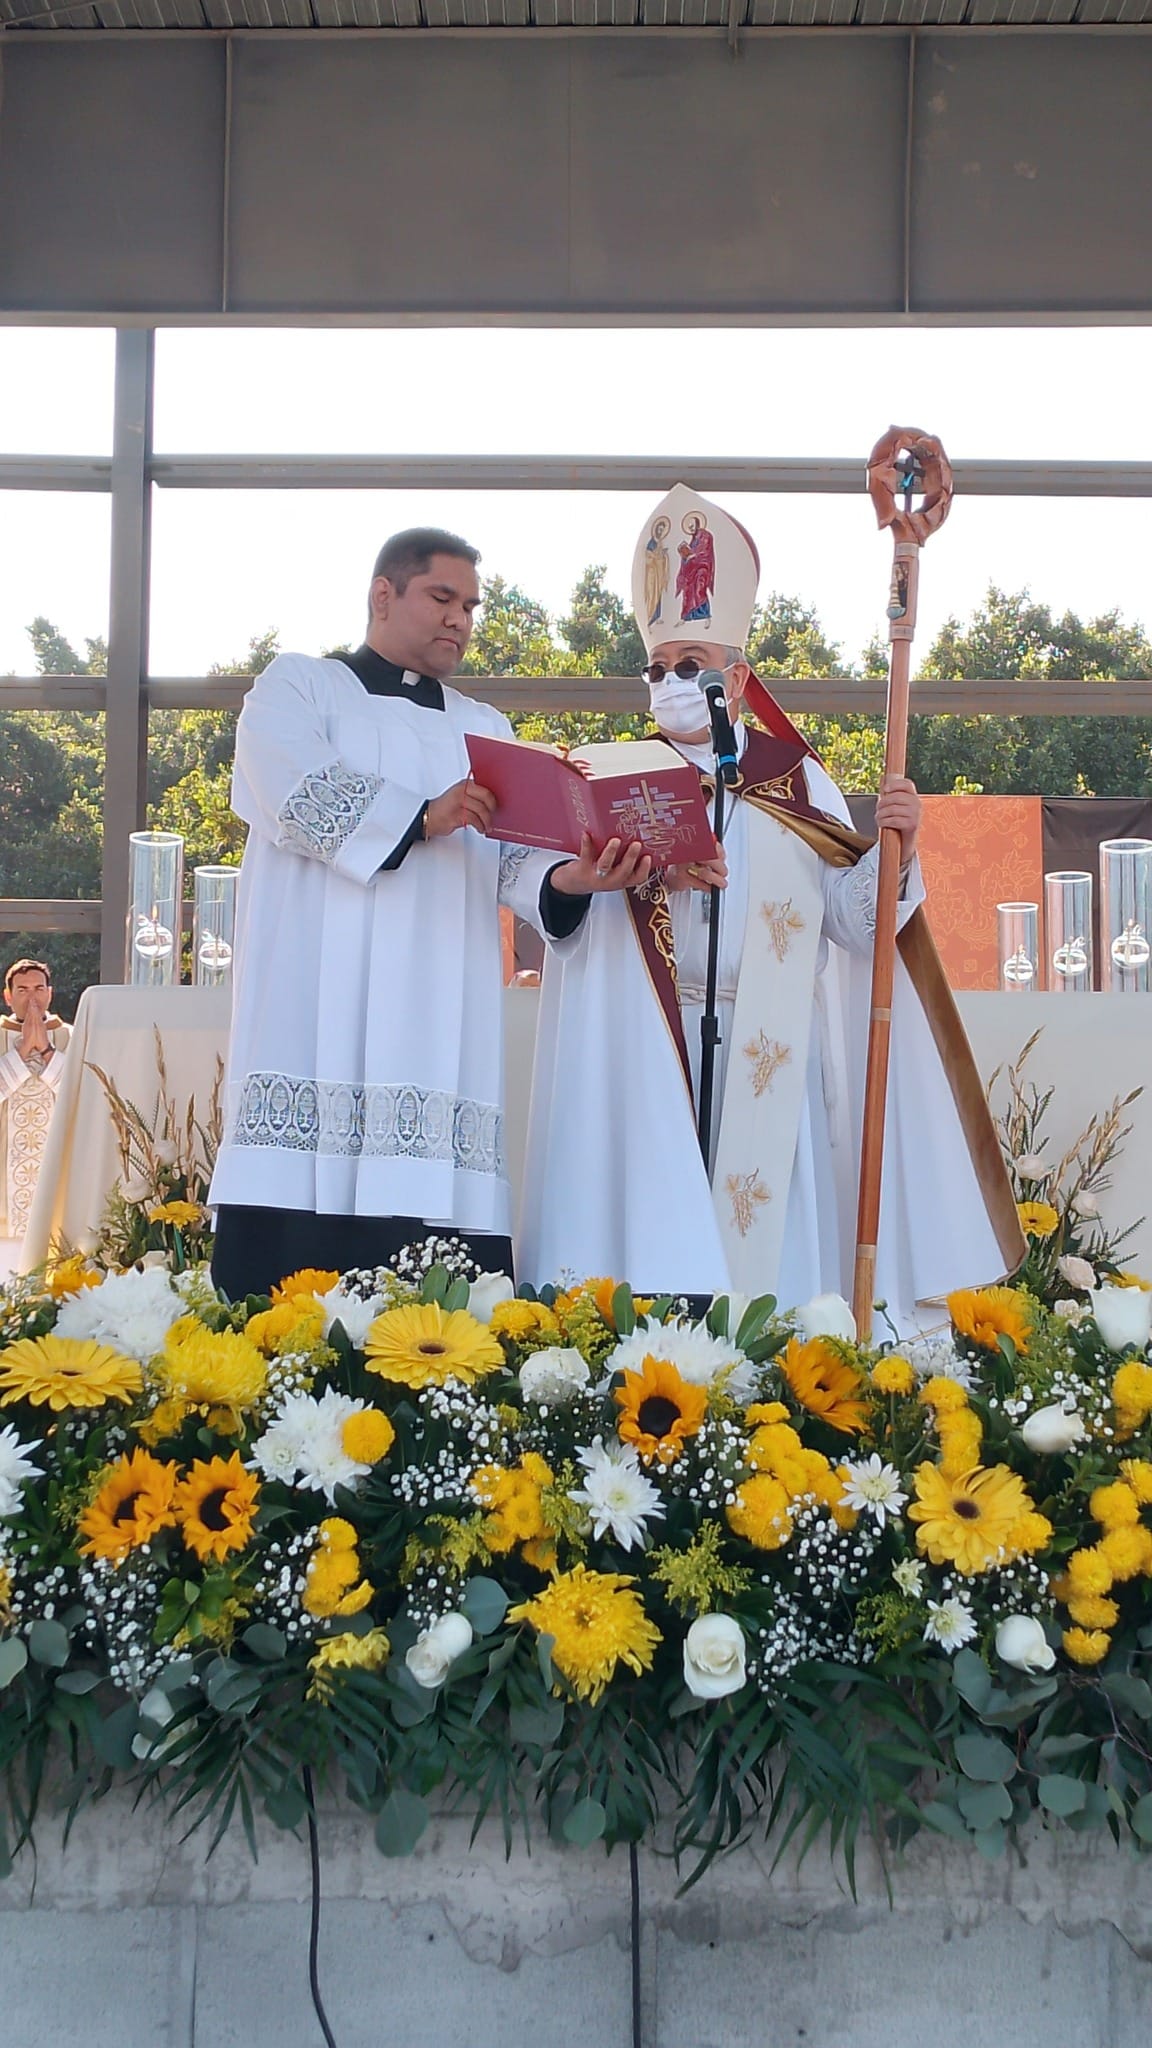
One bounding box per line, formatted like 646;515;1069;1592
370;527;480;596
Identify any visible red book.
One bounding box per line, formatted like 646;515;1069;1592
464;735;718;866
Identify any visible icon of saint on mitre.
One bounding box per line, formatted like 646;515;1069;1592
644;515;671;628
676;511;715;625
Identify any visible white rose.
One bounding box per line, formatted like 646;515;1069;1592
1057;1255;1097;1293
995;1615;1055;1674
1014;1155;1049;1183
1072;1192;1101;1219
794;1293;856;1343
467;1272;516;1324
1021;1403;1085;1454
519;1347;591;1405
1090;1283;1152;1354
683;1614;747;1700
153;1138;179;1168
121;1173;153;1204
405;1611;474;1691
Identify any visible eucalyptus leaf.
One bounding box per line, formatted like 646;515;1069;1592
264;1783;309;1831
55;1669;102;1695
1038;1773;1089;1817
1129;1793;1152;1842
951;1649;994;1714
375;1787;429;1857
243;1624;288;1662
420;1264;450;1305
611;1284;636;1338
460;1577;509;1636
444;1276;470;1313
1101;1673;1152;1722
563;1797;606;1847
972;1822;1007;1860
0;1638;28;1689
92;1703;140;1771
919;1800;970;1842
954;1733;1017;1784
510;1700;565;1749
27;1619;70;1669
957;1780;1013;1829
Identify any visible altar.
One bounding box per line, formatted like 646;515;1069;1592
22;983;1152;1278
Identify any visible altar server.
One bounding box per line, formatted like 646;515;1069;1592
0;959;69;1274
210;528;643;1300
517;486;1023;1328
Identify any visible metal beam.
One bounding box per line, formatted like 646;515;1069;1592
0;457;112;491
0;899;102;935
100;328;153;985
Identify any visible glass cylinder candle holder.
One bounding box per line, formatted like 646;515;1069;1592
997;902;1039;993
125;831;184;986
193;866;238;986
1044;870;1093;993
1100;838;1152;993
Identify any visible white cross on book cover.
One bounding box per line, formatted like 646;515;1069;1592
464;734;718;866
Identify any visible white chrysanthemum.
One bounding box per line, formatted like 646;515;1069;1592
250;1386;375;1503
840;1454;907;1524
603;1318;754;1398
923;1597;977;1651
519;1347;590;1405
901;1332;975;1391
54;1264;185;1364
892;1558;925;1598
570;1438;665;1552
0;1423;43;1517
319;1283;385;1348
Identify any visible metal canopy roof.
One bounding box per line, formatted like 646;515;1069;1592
5;0;1152;28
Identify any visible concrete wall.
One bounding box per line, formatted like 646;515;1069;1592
2;1793;1151;2048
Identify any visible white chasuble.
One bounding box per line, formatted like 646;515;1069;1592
0;1019;70;1245
209;653;565;1235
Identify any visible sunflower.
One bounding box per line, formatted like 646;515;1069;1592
509;1565;660;1703
0;1334;142;1412
947;1286;1031;1356
614;1355;708;1465
144;1318;268;1440
779;1336;868;1435
363;1302;505;1390
908;1461;1040;1575
78;1447;179;1561
1016;1200;1060;1239
175;1453;259;1564
271;1268;340;1305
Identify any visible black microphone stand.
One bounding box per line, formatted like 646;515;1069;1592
696;684;738;1174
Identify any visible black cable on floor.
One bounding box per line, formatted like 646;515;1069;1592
303;1766;339;2048
629;1841;642;2048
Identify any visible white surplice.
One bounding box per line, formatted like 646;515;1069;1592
517;732;1009;1332
0;1016;70;1259
209;653;567;1236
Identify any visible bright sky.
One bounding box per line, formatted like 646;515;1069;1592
3;324;1152;678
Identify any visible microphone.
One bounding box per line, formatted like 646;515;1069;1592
700;670;739;786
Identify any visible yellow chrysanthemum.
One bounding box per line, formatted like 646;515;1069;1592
1112;1362;1152;1437
727;1473;794;1550
175;1452;259;1564
1066;1593;1120;1630
779;1336;868;1435
918;1377;970;1415
1119;1459;1152;1506
244;1299;327;1357
44;1255;102;1299
1065;1546;1114;1598
303;1517;373;1617
1098;1525;1152;1582
1016;1201;1060;1239
363;1302;504;1390
319;1516;358;1550
948;1285;1031;1356
307;1626;391;1699
509;1565;660;1704
145;1318;268;1439
488;1299;561;1344
471;1453;554;1553
745;1401;790;1427
271;1268;339;1305
146;1199;204;1228
1062;1627;1111;1667
871;1357;915;1397
0;1334;142;1412
77;1447;179;1561
746;1420;843;1513
1114;1272;1152;1290
909;1461;1041;1575
1090;1481;1141;1531
937;1410;984;1480
615;1355;708;1466
341;1408;395;1465
1013;1509;1055;1554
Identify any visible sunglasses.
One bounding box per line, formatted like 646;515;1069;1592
642;657;708;686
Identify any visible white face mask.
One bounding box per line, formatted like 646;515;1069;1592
647;671;711;736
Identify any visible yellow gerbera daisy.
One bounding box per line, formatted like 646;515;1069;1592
271;1268;339;1305
78;1447;178;1561
175;1453;260;1564
145;1318;268;1440
909;1461;1040;1575
1016;1200;1060;1239
614;1355;708;1465
947;1285;1031;1356
307;1626;391;1699
44;1255;102;1299
779;1336;868;1435
509;1564;660;1704
871;1356;915;1397
363;1302;505;1390
0;1334;142;1412
146;1199;204;1228
1062;1627;1111;1667
727;1473;794;1550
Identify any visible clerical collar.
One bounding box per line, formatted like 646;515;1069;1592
335;644;445;712
669;723;749;773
